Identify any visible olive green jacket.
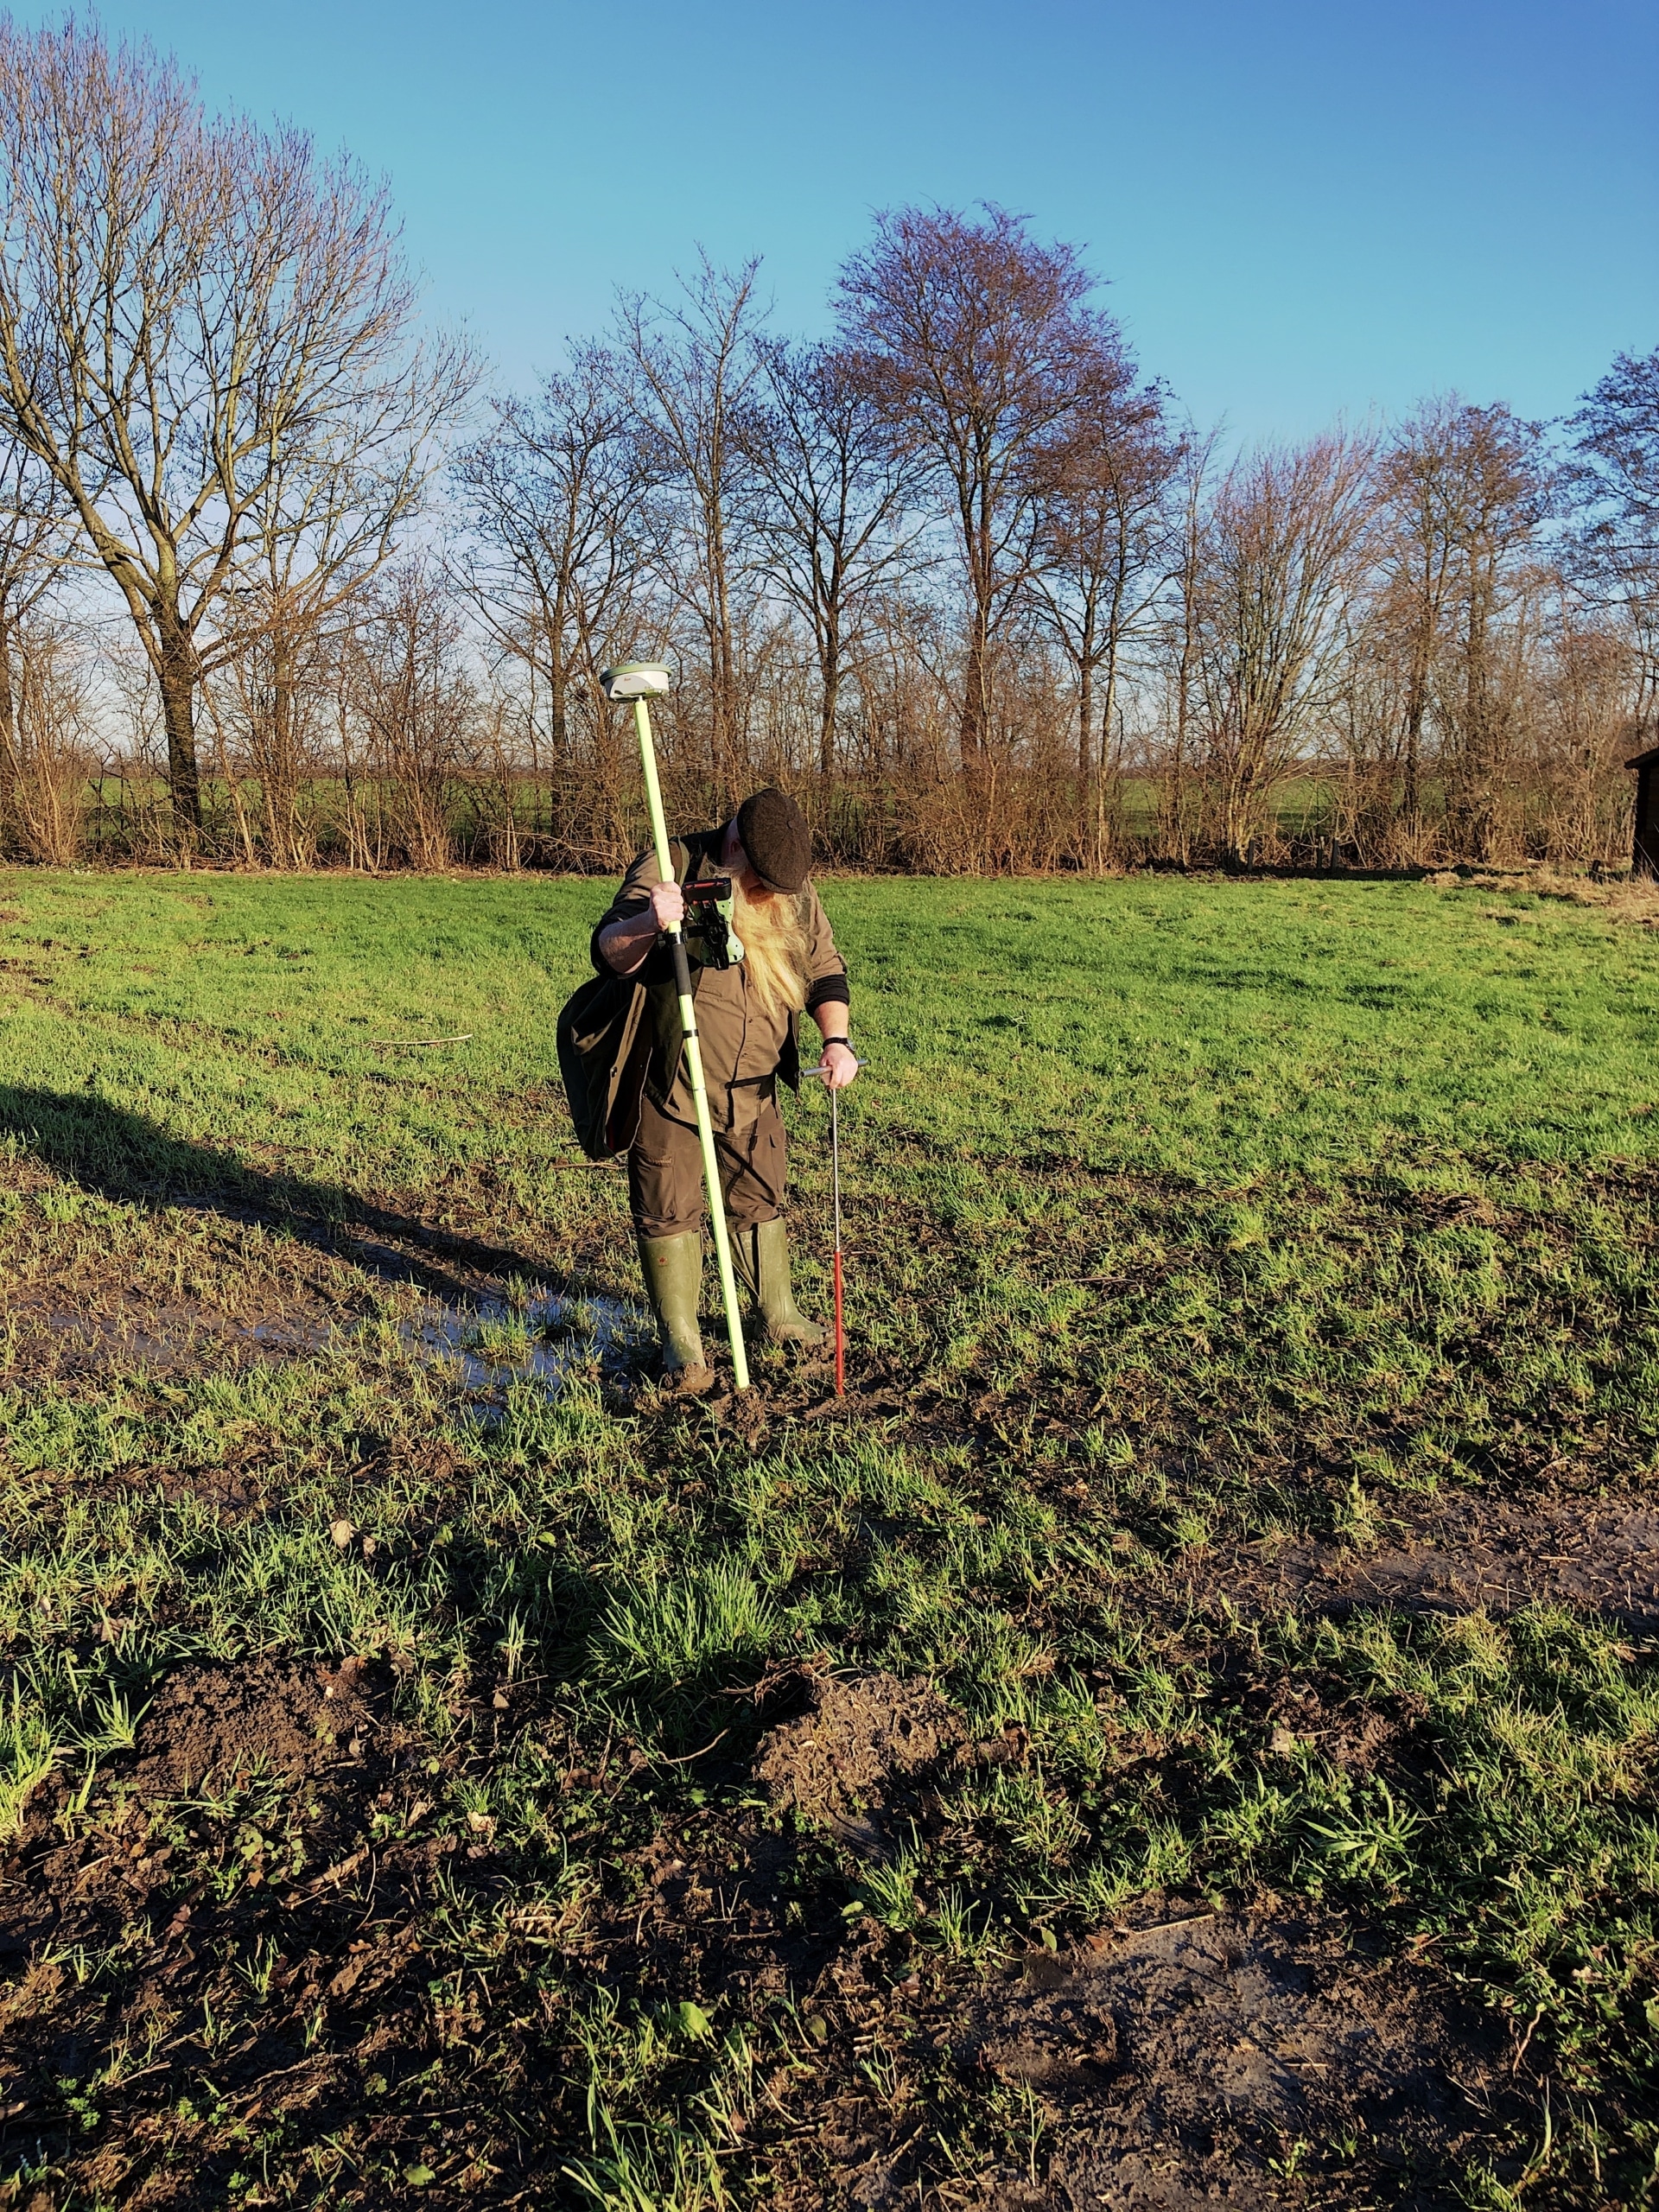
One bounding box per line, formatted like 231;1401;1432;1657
590;828;849;1123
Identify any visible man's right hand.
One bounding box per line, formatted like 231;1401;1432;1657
649;880;685;932
599;878;686;976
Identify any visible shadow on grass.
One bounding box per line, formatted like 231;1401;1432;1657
0;1082;556;1306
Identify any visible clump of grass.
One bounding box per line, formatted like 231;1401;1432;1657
590;1563;783;1689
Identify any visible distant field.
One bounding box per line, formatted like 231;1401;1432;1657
73;767;1357;852
2;866;1658;2208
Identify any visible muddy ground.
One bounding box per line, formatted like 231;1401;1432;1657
1185;1498;1659;1639
2;1656;1529;2211
0;1178;1650;2207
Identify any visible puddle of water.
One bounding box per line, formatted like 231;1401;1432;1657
30;1283;645;1406
249;1317;334;1355
41;1306;333;1376
403;1289;646;1401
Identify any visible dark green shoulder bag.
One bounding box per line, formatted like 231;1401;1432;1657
556;969;649;1160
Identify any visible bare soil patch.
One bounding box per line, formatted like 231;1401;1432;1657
730;1690;1518;2209
1185;1493;1659;1635
967;1907;1515;2210
126;1657;378;1798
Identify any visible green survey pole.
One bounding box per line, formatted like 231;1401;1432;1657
631;694;751;1392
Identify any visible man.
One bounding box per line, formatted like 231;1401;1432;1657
594;786;858;1393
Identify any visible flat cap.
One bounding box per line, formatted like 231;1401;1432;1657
736;787;811;893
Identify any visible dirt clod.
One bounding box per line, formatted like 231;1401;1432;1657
126;1657;373;1797
969;1954;1119;2086
754;1672;965;1848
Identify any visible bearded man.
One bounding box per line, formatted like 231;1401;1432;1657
594;786;858;1393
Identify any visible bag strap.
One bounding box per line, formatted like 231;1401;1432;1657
668;832;714;888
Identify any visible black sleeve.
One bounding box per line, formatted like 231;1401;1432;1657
804;974;851;1015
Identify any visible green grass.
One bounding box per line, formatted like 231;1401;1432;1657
1;866;1658;2207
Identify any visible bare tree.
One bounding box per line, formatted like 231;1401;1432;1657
207;587;344;868
836;206;1126;793
617;257;766;797
744;339;925;778
1523;600;1636;864
0;443;71;846
1427;407;1548;859
1372;399;1548;856
1153;429;1222;868
218;344;474;868
1027;372;1182;867
346;561;474;870
1191;434;1377;861
1565;348;1659;721
1327;587;1411;864
0;16;470;835
0;610;92;862
1373;399;1466;842
454;348;651;857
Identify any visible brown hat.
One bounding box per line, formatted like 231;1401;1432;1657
736;787;811;893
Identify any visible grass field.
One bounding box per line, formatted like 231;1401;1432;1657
2;864;1658;2209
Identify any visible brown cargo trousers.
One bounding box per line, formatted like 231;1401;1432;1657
627;1088;787;1240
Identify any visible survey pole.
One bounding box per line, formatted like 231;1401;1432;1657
631;693;750;1391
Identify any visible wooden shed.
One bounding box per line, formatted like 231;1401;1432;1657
1629;745;1659;878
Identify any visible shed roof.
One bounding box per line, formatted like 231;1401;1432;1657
1627;747;1659;770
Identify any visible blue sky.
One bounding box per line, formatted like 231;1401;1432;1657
53;0;1659;442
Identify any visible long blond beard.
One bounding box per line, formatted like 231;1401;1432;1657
734;880;809;1025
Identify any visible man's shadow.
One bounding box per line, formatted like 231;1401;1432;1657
0;1084;558;1307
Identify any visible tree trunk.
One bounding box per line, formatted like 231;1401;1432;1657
1079;645;1092;854
819;622;841;779
958;632;986;766
959;585;995;851
1402;700;1422;841
157;616;202;833
960;475;995;782
1096;646;1122;876
704;493;738;798
546;619;569;766
1077;594;1096;865
270;658;303;868
1462;557;1494;861
1401;569;1432;846
0;613;17;845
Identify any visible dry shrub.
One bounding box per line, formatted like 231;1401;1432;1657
0;619;92;863
342;564;471;871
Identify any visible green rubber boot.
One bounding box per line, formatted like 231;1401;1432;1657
733;1217;829;1350
638;1232;716;1395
